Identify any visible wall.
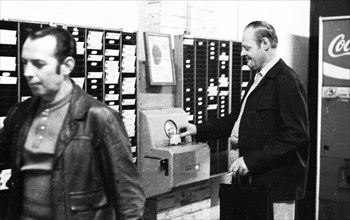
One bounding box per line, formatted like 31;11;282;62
236;1;310;89
1;1;310;87
0;0;142;31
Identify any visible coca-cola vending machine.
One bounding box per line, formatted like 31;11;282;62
317;15;350;219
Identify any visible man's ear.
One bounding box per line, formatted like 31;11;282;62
261;37;271;51
60;56;75;76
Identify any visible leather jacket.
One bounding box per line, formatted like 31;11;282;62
0;83;145;220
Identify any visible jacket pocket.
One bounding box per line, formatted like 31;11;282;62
69;188;108;212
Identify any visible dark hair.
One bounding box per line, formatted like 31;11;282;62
27;26;77;64
245;21;278;48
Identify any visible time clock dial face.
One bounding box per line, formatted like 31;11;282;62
164;120;177;137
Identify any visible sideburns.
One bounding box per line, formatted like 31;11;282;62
56;63;61;75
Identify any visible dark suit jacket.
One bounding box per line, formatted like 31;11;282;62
196;59;309;201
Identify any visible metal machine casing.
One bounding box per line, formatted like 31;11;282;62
138;108;210;197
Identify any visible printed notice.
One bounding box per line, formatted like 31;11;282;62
0;29;17;45
0;56;16;71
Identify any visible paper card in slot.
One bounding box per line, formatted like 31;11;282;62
219;76;229;87
105;60;119;67
122;45;136;54
131;146;136;153
105;94;119;101
105;75;119;84
187;115;194;121
122;77;136;86
87;42;102;50
87;31;103;50
87;55;103;61
105;72;120;84
122;109;135;116
108;105;119;112
126;128;135;137
0;169;11;190
21;96;31;102
105;61;119;74
0;76;17;84
207;104;218;110
241;81;248;87
123;124;136;135
0;56;16;71
123;115;136;126
218;90;229;96
242;65;250;71
124;121;136;129
88;72;103;78
122;56;136;66
123;45;136;50
122;66;136;73
105;49;119;56
219;54;229;61
123;114;136;120
122;99;135;106
122;87;135;95
105;70;119;77
207;86;218;96
106;32;120;40
0;117;5;128
184;38;194;45
71;77;85;88
76;42;85;55
0;30;17;45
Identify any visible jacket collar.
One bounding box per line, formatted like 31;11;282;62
68;81;91;120
252;58;285;90
264;58;285;79
240;59;286;105
17;80;89;120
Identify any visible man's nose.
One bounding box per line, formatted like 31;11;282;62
241;49;246;57
23;64;34;77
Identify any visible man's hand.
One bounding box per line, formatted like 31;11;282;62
229;157;249;176
229;149;239;167
178;123;197;138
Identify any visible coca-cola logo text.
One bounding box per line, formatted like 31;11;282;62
328;34;350;58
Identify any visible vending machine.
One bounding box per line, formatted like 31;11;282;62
317;15;350;219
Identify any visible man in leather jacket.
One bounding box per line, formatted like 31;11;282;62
0;27;145;220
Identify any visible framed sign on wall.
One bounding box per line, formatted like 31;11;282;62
144;32;176;86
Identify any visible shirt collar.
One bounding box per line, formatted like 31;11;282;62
259;56;280;77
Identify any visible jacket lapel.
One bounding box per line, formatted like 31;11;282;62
240;78;255;106
53;83;89;164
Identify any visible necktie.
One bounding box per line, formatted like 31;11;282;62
230;72;263;145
